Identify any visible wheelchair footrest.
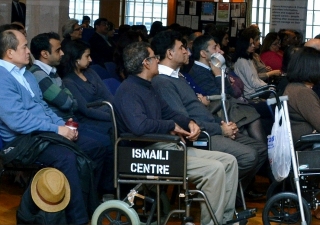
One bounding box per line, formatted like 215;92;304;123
225;208;257;224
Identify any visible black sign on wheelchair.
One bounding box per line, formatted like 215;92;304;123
118;147;184;177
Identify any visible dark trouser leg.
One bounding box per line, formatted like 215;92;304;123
37;144;88;225
75;132;113;194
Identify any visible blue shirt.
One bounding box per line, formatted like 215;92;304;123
0;62;64;142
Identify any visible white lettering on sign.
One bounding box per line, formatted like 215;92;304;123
130;163;170;174
132;149;169;160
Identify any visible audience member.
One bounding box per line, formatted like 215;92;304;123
151;31;267;195
0;29;96;225
283;46;320;143
29;31;114;198
148;21;164;42
61;19;83;48
187;34;266;143
60;40;114;136
131;24;148;41
233;36;267;98
260;32;283;71
242;28;281;82
89;17;114;66
114;41;239;225
113;30;146;80
81;15;93;28
11;0;26;26
278;29;298;51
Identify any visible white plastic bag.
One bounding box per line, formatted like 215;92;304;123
267;105;291;182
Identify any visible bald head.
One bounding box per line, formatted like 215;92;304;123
304;38;320;51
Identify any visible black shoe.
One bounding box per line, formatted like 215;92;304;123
244;190;263;199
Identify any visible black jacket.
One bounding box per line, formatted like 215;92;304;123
0;132;99;215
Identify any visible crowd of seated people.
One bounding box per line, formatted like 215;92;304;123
1;17;317;224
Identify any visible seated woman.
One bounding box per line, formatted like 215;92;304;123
283;46;320;144
60;40;114;136
61;19;83;48
241;27;282;83
260;32;283;71
233;35;267;98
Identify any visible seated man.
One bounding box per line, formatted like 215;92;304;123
0;29;103;224
114;41;239;225
29;32;114;196
150;30;267;194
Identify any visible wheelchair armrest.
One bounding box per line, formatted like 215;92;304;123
255;84;276;93
119;133;181;143
298;133;320;143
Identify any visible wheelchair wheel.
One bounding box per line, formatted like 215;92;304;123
91;200;140;225
262;192;311;225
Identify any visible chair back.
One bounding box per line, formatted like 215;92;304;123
90;64;109;80
103;78;121;96
104;62;120;81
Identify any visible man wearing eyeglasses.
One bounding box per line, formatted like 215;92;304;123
150;30;267;208
114;41;239;225
89;17;114;66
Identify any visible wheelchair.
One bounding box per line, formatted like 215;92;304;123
88;101;256;225
249;88;320;225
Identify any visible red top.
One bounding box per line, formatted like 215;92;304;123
260;51;283;70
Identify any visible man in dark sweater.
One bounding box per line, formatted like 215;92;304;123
114;41;239;225
150;30;267;194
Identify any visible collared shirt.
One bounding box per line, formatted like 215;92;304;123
158;64;180;78
194;60;221;77
33;60;56;75
0;59;34;97
194;60;211;71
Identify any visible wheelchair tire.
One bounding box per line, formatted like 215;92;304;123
262;192;311;225
266;180;284;200
91;200;140;225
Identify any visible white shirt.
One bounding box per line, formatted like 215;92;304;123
158;64;180;78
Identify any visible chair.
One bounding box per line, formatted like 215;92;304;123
103;78;121;96
90;64;109;80
104;62;120;80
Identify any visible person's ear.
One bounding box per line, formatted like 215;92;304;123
200;49;207;59
40;50;49;59
166;48;173;60
5;49;14;60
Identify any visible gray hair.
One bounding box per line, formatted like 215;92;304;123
0;30;19;59
62;19;79;38
123;42;150;75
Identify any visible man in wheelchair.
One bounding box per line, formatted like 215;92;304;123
113;41;239;225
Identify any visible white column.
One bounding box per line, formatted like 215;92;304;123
0;0;13;25
26;0;69;42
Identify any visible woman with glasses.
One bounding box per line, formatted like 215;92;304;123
59;40;114;135
61;19;83;49
260;32;283;71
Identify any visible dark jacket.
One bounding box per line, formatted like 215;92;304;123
0;132;98;215
89;32;114;66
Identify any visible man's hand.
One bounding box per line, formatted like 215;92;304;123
221;121;238;140
209;61;222;77
58;126;78;141
170;123;192;143
187;120;201;141
197;93;210;106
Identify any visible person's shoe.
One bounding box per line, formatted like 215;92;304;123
244;190;263;199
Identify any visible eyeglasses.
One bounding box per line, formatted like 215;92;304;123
142;55;160;64
74;27;83;31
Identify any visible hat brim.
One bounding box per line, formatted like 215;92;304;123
31;168;71;212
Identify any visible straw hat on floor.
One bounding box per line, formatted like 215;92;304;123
31;167;70;212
